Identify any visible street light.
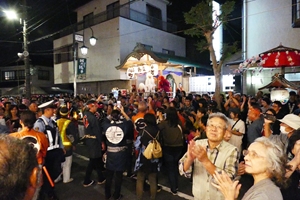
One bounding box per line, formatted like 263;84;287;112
79;27;97;55
80;44;88;55
73;27;97;97
89;27;97;46
3;10;18;20
4;9;31;99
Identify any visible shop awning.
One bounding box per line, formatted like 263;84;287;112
153;52;209;70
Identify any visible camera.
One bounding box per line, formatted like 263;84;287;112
263;113;276;123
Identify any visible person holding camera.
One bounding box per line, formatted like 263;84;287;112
264;113;300;153
224;91;240;113
102;105;133;200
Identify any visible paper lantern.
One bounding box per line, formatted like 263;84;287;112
270;89;289;105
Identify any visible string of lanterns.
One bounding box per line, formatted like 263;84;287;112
126;64;159;79
235;50;300;74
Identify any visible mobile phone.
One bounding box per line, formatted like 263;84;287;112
117;101;121;108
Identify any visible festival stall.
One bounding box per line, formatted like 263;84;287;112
115;43;209;97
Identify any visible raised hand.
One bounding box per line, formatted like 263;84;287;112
211;170;241;200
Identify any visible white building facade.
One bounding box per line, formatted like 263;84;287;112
242;0;300;94
53;0;190;95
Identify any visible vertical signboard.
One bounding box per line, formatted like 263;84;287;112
77;58;86;79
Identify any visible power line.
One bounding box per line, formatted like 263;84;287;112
0;40;22;44
1;1;297;66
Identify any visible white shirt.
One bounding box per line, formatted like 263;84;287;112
228;118;245;156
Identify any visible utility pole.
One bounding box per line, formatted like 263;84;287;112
73;35;77;98
23;0;31;99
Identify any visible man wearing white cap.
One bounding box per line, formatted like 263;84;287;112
264;114;300;152
34;100;65;200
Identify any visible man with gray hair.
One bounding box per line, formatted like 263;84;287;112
179;112;239;200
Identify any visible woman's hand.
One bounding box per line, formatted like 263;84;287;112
211;171;241;200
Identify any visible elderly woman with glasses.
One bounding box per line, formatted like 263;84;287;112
211;137;289;200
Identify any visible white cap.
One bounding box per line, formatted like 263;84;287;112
38;100;55;109
278;114;300;130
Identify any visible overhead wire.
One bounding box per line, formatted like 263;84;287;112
1;1;298;65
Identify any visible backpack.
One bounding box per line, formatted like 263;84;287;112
142;129;162;159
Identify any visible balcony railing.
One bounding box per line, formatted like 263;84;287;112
57;5;177;39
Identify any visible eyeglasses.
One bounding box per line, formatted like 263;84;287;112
242;150;266;159
207;124;226;130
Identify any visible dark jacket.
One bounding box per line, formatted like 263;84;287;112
102;118;134;171
158;120;184;147
83;110;102;158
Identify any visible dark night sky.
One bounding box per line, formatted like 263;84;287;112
0;0;92;67
0;0;242;68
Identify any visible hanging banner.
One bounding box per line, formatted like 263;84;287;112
77;58;86;79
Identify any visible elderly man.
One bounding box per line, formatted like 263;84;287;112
179;112;239;200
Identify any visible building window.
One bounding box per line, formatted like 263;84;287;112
141;43;153;51
2;70;25;81
107;1;120;20
292;0;300;27
38;70;50;80
2;71;16;81
83;12;94;28
17;70;25;80
162;49;175;56
146;4;162;29
54;45;73;64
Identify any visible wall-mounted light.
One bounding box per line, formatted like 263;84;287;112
89;27;97;46
80;29;88;55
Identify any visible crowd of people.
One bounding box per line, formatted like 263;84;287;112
1;89;300;200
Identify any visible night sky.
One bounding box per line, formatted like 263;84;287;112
0;0;242;68
0;0;92;67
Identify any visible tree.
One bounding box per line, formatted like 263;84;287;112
184;0;237;110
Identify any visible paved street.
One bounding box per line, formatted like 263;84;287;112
54;144;194;200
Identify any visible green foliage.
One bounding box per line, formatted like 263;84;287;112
184;0;235;36
184;0;236;110
195;40;209;53
184;0;236;61
184;0;214;35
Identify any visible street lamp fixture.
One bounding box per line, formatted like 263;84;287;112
80;44;89;55
89;27;97;46
3;10;18;20
73;27;97;97
89;36;97;46
3;9;31;99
